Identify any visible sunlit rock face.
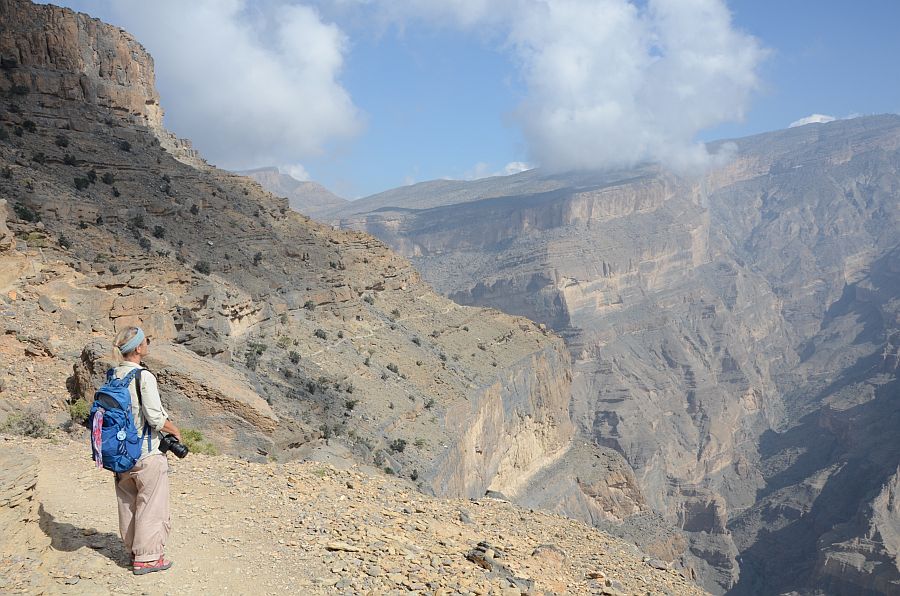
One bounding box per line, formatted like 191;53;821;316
332;115;900;594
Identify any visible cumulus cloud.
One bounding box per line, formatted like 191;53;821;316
63;0;362;170
789;113;836;128
368;0;766;173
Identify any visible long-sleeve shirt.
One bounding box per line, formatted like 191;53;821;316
113;362;168;458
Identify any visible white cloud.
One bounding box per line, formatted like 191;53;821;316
279;164;312;181
64;0;362;170
789;113;836;128
502;161;532;175
369;0;766;174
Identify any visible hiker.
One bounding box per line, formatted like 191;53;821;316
110;326;181;574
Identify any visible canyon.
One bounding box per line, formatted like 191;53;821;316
327;116;900;593
1;0;898;593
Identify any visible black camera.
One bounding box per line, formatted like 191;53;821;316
159;433;189;458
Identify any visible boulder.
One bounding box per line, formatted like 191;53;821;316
0;200;13;253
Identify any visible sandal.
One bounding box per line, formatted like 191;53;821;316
132;556;173;575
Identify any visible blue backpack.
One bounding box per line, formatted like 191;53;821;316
89;368;150;473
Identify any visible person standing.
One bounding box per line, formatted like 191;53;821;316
110;326;180;574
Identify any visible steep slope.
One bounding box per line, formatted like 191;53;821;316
334;115;900;594
237;166;348;219
0;0;580;513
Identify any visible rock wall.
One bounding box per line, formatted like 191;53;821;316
0;0;161;128
429;344;574;499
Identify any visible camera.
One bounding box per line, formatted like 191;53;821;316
159;433;189;458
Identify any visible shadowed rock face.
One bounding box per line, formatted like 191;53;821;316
332;115;900;593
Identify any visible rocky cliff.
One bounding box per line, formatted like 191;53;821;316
328;115;900;594
0;0;583;525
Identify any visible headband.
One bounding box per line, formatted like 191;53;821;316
119;328;145;355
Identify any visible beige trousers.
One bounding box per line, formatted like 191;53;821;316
114;454;171;563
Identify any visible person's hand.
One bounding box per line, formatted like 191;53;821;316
161;420;181;442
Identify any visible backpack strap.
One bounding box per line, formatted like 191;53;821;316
134;368;152;453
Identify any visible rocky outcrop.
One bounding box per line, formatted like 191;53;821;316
0;446;52;594
0;0;161;128
0;199;13;252
72;338;278;457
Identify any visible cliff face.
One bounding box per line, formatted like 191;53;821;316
0;0;161;128
430;344;573;499
0;0;578;517
330;115;900;593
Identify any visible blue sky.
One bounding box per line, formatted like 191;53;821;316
50;0;900;198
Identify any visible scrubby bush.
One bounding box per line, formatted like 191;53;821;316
363;295;375;305
138;237;151;251
190;204;199;215
181;429;218;456
389;438;406;453
63;153;77;166
31;152;46;164
10;84;30;96
12;202;39;222
101;172;115;184
345;399;358;411
118;140;131;152
288;351;300;364
1;409;51;438
424;398;436;410
152;225;165;239
86;169;97;183
54;134;69;147
253;251;262;266
74;177;90;191
304;300;315;311
58;235;71;249
68;398;89;423
314;329;327;340
111;186;120;197
194;261;211;275
386;363;399;374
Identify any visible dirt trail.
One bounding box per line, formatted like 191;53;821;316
2;436;707;595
